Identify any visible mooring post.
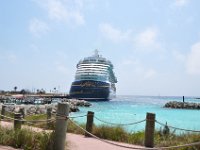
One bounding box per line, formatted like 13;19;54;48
14;113;22;130
1;105;6;120
46;107;52;128
145;112;155;148
85;111;94;137
54;103;69;150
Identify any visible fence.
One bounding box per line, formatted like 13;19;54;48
1;103;200;150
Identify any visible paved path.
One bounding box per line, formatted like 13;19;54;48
0;121;144;150
0;146;22;150
67;133;144;150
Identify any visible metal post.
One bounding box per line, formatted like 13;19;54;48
85;111;94;137
144;112;155;148
54;103;69;150
47;107;52;128
14;113;22;130
1;105;6;119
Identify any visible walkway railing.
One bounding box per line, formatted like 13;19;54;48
1;103;200;150
94;116;146;126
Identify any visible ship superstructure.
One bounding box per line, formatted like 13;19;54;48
69;50;117;100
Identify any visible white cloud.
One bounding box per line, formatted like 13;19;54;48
99;24;163;52
119;59;157;80
99;23;131;43
173;50;186;62
33;0;85;25
174;0;189;7
186;42;200;75
29;18;49;37
134;28;161;51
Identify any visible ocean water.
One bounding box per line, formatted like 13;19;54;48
70;95;200;133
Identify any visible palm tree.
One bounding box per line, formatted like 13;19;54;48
14;86;17;92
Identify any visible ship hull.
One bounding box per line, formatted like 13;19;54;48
69;80;114;101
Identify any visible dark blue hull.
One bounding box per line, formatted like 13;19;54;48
69;80;111;101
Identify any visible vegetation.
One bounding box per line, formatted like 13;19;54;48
22;114;200;150
1;113;200;150
68;121;200;150
0;126;54;150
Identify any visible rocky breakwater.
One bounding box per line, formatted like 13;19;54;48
61;98;91;112
164;101;200;109
0;99;92;115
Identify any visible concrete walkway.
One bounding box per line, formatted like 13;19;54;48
0;146;22;150
0;121;144;150
67;133;144;150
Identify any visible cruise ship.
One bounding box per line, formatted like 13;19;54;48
69;50;117;100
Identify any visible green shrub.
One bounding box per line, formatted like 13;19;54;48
0;126;54;150
25;114;55;129
6;114;200;150
93;125;128;142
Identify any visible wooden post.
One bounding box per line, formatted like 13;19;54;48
144;113;155;148
1;105;6;119
85;111;94;137
54;103;69;150
46;107;52;128
19;108;25;118
14;113;22;130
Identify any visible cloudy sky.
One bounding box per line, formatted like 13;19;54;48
1;0;200;96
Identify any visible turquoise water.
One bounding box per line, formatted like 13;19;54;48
70;95;200;133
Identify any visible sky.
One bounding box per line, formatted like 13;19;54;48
0;0;200;96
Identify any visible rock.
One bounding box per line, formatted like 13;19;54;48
27;106;37;114
0;98;91;115
70;105;80;112
164;101;200;109
84;101;91;107
14;106;20;113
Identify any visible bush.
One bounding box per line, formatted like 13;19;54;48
0;126;54;150
93;125;128;142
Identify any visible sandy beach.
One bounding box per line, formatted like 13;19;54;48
0;121;144;150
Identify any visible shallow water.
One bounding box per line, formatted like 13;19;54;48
70;95;200;132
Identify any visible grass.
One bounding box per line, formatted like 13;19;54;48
154;131;200;150
67;121;200;150
0;126;54;150
24;114;52;129
1;113;200;150
30;114;200;150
